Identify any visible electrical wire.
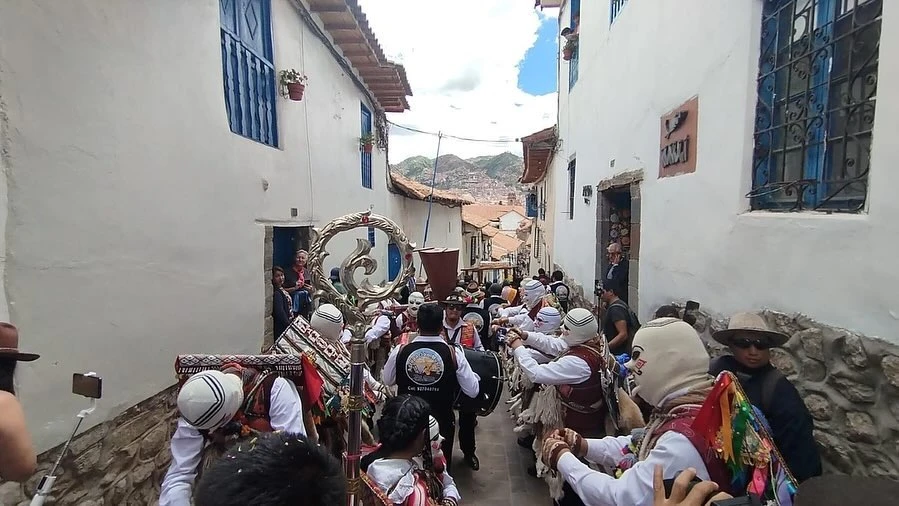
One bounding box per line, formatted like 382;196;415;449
386;120;522;144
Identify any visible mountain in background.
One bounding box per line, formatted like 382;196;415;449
391;152;526;204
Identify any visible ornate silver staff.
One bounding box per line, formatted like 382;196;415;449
307;211;415;506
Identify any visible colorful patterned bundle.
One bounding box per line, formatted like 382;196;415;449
692;371;798;505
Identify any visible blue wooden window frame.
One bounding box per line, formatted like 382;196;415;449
219;0;278;147
610;0;629;25
368;226;376;247
361;104;373;189
751;0;880;212
568;0;581;90
526;193;539;218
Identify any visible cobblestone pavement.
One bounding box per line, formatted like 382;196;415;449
448;404;550;506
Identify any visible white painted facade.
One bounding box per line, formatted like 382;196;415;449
390;197;463;273
497;210;527;232
0;0;420;450
549;0;899;341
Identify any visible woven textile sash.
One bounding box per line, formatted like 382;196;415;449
175;354;303;381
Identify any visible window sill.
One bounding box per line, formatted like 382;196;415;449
738;209;869;222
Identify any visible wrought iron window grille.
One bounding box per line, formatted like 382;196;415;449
750;0;881;213
610;0;629;25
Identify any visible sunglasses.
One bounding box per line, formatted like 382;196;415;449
732;338;771;350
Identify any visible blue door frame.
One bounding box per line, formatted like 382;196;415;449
388;243;401;281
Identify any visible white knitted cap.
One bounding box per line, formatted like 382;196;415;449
428;415;442;443
562;308;598;346
177;370;244;431
522;279;545;308
535;307;562;333
311;304;344;342
628;318;710;407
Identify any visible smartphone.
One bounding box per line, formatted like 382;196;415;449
72;373;103;399
685;300;700;312
663;475;703;498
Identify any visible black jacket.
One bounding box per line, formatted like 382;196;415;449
710;355;822;482
272;286;292;339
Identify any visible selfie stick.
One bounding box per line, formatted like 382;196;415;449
30;372;99;506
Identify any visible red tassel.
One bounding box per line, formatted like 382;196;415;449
691;373;733;445
300;354;326;411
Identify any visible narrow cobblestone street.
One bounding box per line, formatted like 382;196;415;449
450;399;549;506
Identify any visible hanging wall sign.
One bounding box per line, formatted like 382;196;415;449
659;96;699;178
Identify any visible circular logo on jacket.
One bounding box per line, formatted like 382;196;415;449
405;348;445;386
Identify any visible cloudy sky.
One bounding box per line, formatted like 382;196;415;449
356;0;560;163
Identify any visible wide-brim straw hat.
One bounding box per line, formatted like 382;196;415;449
712;312;789;347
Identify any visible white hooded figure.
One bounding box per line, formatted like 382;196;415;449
311;304;388;402
160;370;306;505
501;279;548;332
403;291;424;334
509;307;568;365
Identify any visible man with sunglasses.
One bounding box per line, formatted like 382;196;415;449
710;312;821;483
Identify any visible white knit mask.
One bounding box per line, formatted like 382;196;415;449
311;304;344;342
408;292;425;317
534;307;562;333
561;308;597;347
627;318;711;407
522;279;545;309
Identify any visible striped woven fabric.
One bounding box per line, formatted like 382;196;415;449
174;354;304;379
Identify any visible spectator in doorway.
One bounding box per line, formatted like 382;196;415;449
598;283;639;356
272;267;293;339
329;267;347;296
710;312;822;483
283;250;313;318
605;243;629;303
0;323;39;482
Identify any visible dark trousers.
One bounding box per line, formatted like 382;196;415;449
434;411;456;474
458;410;477;456
554;482;586;506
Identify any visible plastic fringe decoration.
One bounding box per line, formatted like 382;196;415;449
692;371;798;505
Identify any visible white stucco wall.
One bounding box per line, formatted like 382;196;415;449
498;211;526;231
552;0;899;340
0;0;400;450
392;197;463;273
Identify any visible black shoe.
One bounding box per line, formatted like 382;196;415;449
527;465;538;478
517;435;535;449
464;454;480;471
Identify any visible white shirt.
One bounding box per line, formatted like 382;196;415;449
524;331;568;358
158;377;307;505
340;328;353;345
508;307;536;331
443;319;484;351
513;345;591;385
364;313;405;344
499;305;524;318
556;431;708;506
382;335;480;398
367;458;461;504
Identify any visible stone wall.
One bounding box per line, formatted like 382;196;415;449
666;304;899;477
553;262;596;313
0;385;178;505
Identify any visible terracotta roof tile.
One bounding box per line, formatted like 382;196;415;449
390;173;472;207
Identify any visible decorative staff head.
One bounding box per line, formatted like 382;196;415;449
306;210;416;330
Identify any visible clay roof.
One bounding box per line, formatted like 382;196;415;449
462;204;527;226
309;0;412;112
520;126;557;184
462;261;513;271
462;214;491;229
389;173;472;207
480;226;500;238
491;232;523;253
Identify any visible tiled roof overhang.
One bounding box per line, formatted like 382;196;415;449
309;0;412;113
519;126;557;184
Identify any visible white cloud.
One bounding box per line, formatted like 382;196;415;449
356;0;559;162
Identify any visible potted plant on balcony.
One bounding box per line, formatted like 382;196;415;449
279;69;307;101
562;39;577;61
360;133;375;153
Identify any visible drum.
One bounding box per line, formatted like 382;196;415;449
454;348;505;416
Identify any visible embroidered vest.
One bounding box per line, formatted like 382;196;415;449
401;311;419;334
556;342;607;437
655;406;736;496
442;323;476;348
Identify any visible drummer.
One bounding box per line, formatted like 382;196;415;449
382;302;480;474
440;293;484;471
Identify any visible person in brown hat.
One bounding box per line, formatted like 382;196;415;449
710;312;821;483
0;322;39;481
